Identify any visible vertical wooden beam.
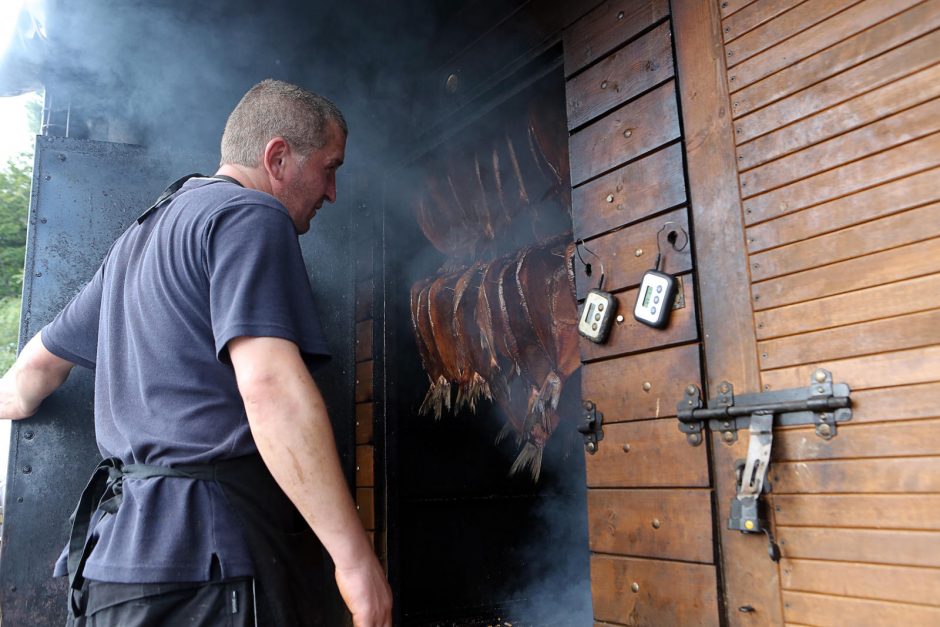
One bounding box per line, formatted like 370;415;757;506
671;0;784;625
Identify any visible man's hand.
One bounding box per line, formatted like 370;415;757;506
0;331;74;420
229;336;392;626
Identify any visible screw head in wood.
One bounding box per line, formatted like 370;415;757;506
631;583;639;593
616;315;625;324
817;423;832;437
686;385;697;395
635;248;643;257
722;431;735;443
651;519;661;529
622;443;631;453
606;193;614;203
642;381;652;392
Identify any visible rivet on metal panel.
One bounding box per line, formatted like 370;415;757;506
722;431;735;443
651;519;661;529
35;272;42;277
40;218;47;224
16;497;23;503
44;175;51;181
57;154;66;161
687;433;702;445
686;385;697;395
814;370;827;383
642;382;651;392
22;465;31;474
586;441;597;453
23;430;33;440
631;583;639;593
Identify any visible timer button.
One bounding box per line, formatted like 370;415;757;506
656;285;663;293
650;307;657;315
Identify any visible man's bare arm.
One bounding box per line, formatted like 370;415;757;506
228;336;392;627
0;331;75;420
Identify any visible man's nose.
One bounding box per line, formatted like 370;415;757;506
325;179;336;203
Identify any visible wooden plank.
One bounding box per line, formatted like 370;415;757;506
355;444;374;487
782;590;940;626
774;495;940;530
750;201;940;281
777;526;940;567
772;456;940;494
569;80;680;186
581;343;700;423
584;419;709;488
563;0;670;77
741;98;940;197
774;419;940;461
355;401;373;444
781;559;940;606
673;1;776;623
356;487;375;530
743;132;940;225
355;319;373;363
590;555;720;626
848;382;940;425
731;0;940;115
580;275;697;362
722;0;805;43
355;279;372;321
735;29;940;144
738;63;940;172
724;0;861;68
730;0;923;91
757;308;940;369
588;489;713;562
571;143;686;240
746;167;940;252
756;274;940;340
567;21;674;130
752;237;940;311
355;360;374;403
574;207;692;298
761;345;940;392
722;0;760;19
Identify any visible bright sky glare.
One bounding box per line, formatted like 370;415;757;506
0;92;39;165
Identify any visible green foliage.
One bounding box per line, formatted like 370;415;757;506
0;153;30;370
0;297;21;372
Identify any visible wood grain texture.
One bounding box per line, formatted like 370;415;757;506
564;0;670;77
356;444;374;487
588;489;714;562
728;0;923;90
774;494;940;530
724;0;862;68
722;0;760;19
734;29;940;143
567;21;675;130
741;98;940;197
751;237;940;311
782;590;940;626
743;132;940;225
580;275;697;362
673;1;775;622
750;201;940;281
355;360;374;403
581;343;700;422
755;275;940;340
777;527;940;567
355;319;373;363
571;142;686;240
757;308;940;369
761;345;940;391
591;555;720;626
773;419;940;460
357;487;375;530
781;559;940;606
738;61;940;172
731;0;940;115
584;418;709;488
847;382;940;425
746;167;940;252
771;456;940;494
569;80;680;185
574;207;692;298
722;0;805;43
355;401;373;444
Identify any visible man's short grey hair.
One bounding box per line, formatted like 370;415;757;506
220;79;348;167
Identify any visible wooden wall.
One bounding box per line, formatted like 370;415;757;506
718;0;940;624
564;2;721;625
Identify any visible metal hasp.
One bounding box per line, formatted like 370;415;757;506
675;369;852;561
578;400;604;454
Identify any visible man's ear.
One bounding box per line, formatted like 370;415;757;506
262;137;291;181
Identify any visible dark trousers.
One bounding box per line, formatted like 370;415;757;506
65;578;255;627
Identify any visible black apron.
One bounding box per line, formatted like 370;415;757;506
67;454;328;626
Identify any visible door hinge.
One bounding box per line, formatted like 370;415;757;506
578;400;604;454
675;369;852;561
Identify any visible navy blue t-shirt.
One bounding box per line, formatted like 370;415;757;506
42;177;331;583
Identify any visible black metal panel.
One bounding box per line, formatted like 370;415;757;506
0;136;355;625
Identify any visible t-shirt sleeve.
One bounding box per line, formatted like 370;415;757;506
40;265;104;370
205;204;331;370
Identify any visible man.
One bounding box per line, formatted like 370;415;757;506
0;79;392;626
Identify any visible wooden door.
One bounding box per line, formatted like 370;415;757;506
566;0;940;624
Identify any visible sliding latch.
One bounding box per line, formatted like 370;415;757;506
675;369;852;560
578;400;604;454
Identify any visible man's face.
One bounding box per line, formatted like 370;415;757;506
277;121;346;234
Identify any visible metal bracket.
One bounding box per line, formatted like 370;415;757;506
578;400;604;454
